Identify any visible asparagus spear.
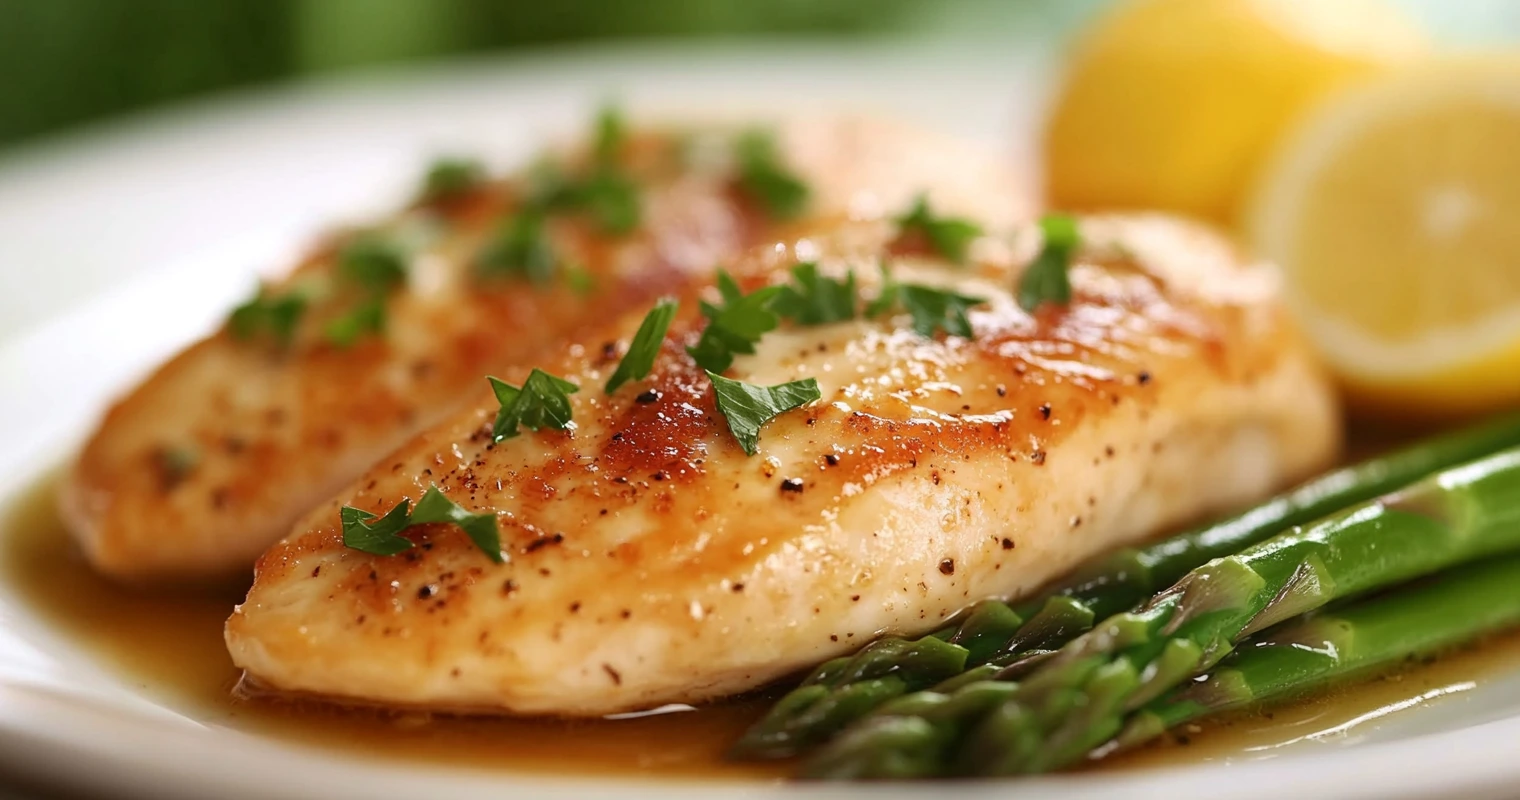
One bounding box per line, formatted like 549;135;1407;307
957;445;1520;776
808;548;1520;779
734;411;1520;760
1108;552;1520;757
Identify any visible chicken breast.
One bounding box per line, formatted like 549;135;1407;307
225;214;1340;716
61;115;1028;581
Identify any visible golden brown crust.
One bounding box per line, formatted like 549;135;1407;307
63;117;1029;581
226;214;1340;716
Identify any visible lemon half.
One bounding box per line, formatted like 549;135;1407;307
1249;59;1520;416
1044;0;1428;224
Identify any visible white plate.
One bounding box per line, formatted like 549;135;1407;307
3;38;1520;800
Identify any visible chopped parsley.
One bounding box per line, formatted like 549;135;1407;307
708;371;821;456
337;236;409;294
868;272;987;338
488;368;580;442
593;105;626;168
323;295;387;347
605;298;678;394
340;485;502;562
895;194;983;264
564;263;597;296
409;486;503;562
576;170;641;235
340;500;413;557
228;286;308;347
773;262;856;325
421;157;486;201
735;129;809;220
474;108;642;279
1017;214;1079;312
477;209;556;283
686;271;783;373
321;234;412;347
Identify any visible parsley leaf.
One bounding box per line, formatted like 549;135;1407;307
340;486;503;562
488;368;580;442
686;271;783;373
421;157;486;201
337;236;409;294
708;371;821;456
341;500;415;557
895;193;983;264
578;170;641;235
1017;214;1079;312
410;486;503;563
605;298;678;394
477;209;556;283
867;273;986;338
735;129;809;220
773;262;856;325
324;295;387;348
593;105;626;168
228;286;307;347
564;264;597;296
899;284;985;338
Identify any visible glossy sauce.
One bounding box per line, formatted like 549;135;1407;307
6;465;1520;780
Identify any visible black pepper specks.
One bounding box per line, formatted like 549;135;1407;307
1031;450;1047;466
1001;537;1015;550
996;384;1007;397
417;584;438;599
824;453;840;467
780;478;805;494
524;533;565;553
939;559;955;575
635;389;661;404
1137;370;1152;385
1038;403;1052;420
502;579;519;596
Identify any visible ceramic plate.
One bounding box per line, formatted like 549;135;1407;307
1;39;1519;800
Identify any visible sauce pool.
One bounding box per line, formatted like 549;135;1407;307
6;467;1520;780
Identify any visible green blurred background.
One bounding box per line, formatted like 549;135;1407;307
2;0;1517;152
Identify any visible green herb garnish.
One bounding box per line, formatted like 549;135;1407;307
409;486;503;562
686;271;783;373
895;193;983;264
340;500;414;557
489;369;580;442
228;286;308;347
605;298;678;394
593;105;626;168
337;236;409;294
421;157;486;201
708;371;821;456
564;264;597;296
773;262;856;325
735;129;809;220
577;170;641;235
477;209;556;283
1017;214;1079;312
323;296;387;348
340;485;502;562
868;272;986;339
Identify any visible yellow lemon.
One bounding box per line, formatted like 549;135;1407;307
1044;0;1427;224
1248;58;1520;417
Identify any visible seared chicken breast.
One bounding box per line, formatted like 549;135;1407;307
225;214;1340;715
61;115;1027;581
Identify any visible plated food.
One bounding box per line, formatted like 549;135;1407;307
59;112;1026;581
27;100;1520;790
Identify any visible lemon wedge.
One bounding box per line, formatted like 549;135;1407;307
1248;59;1520;416
1044;0;1427;224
